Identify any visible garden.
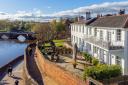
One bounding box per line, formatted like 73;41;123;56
81;52;122;81
44;39;65;47
40;41;122;83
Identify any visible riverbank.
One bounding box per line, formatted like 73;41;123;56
0;55;24;80
0;60;24;85
0;39;37;44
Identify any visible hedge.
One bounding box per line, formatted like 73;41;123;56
83;65;122;80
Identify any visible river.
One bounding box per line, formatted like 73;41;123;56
0;40;27;67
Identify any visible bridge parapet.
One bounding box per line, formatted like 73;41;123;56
0;32;36;41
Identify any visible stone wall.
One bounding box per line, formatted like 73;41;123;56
24;46;38;85
35;47;88;85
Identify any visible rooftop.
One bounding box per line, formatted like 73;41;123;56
72;18;97;25
89;15;128;28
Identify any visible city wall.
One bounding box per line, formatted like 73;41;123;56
23;46;38;85
35;47;88;85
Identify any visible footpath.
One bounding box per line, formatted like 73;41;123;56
0;61;24;85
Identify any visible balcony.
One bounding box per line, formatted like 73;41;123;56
84;35;123;50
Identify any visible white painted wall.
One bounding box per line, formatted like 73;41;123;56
71;24;127;74
123;31;128;75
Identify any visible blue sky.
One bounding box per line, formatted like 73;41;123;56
0;0;128;14
0;0;128;21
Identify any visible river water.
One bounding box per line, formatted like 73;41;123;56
0;40;27;67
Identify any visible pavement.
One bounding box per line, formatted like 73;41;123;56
0;61;24;85
43;75;59;85
48;54;87;78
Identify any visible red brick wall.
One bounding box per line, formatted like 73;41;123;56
35;47;89;85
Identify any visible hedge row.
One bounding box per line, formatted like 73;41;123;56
83;64;122;80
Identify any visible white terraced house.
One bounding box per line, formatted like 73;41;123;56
71;14;128;75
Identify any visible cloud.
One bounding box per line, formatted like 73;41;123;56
47;6;51;9
52;1;128;17
0;1;128;22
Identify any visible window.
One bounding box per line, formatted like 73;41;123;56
76;26;78;32
94;28;97;36
116;56;121;65
93;46;97;53
74;25;76;32
88;44;91;51
76;37;78;43
89;28;92;35
86;28;88;35
82;26;84;33
73;36;75;42
117;29;121;41
72;25;74;31
79;25;81;33
100;30;103;40
107;31;111;42
71;35;73;41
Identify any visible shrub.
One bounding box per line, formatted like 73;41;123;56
92;58;99;66
83;65;122;80
83;52;92;63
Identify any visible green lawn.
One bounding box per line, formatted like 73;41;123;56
44;39;65;47
0;30;7;32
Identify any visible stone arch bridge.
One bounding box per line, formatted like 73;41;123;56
0;32;36;40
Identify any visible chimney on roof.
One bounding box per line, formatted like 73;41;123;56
119;9;125;15
86;11;91;20
77;16;84;21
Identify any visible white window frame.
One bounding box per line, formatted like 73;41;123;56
116;29;121;41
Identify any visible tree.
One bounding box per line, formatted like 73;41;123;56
50;19;66;39
50;20;57;39
32;23;52;42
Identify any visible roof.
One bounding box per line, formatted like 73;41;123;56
89;15;128;28
72;18;97;25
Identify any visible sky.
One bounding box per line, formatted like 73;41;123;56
0;0;128;21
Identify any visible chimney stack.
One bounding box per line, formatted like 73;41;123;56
119;9;125;15
86;11;91;20
77;16;84;22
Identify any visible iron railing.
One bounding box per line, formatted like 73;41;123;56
84;35;123;50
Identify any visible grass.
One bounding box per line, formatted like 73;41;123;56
0;30;7;32
44;39;65;47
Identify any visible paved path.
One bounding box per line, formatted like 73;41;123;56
48;54;85;77
0;61;24;85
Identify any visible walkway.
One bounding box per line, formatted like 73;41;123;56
0;61;24;85
48;54;86;77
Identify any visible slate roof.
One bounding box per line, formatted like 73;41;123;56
89;15;128;28
72;18;97;25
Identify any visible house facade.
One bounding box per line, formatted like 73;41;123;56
71;15;128;75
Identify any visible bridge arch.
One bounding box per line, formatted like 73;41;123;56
17;35;26;42
1;34;9;40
